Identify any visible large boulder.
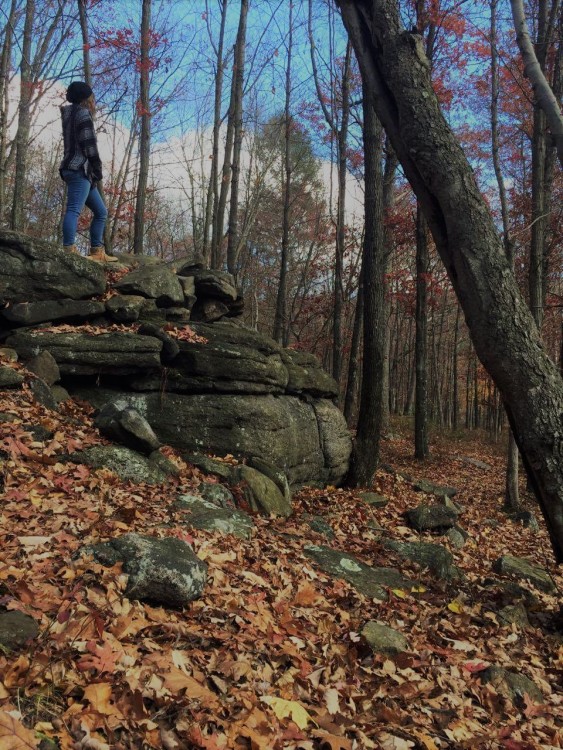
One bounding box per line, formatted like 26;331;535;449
74;390;350;488
113;265;184;307
492;555;556;593
6;331;163;376
94;402;161;455
303;545;413;600
1;299;105;327
68;445;176;485
0;229;106;303
83;533;207;607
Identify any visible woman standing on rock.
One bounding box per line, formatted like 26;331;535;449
59;81;116;262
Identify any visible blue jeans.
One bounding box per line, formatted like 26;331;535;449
62;169;107;247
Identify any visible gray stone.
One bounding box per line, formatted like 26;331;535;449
176;493;253;539
480;667;543;705
178;276;195;297
149;450;182;478
492;555;555;593
459;456;492;471
0;366;23;389
280;349;338;398
83;533;207;607
113;265;184;307
94;401;161;455
171;323;289;394
198;482;235;509
75;390;349;488
51;385;70;404
441;495;464;514
446;525;469;549
313;399;353;484
303;544;412;600
382;540;461;580
1;299;105;327
359;492;389;508
361;621;409;655
164;307;192;323
497;603;530;628
413;479;458;497
190;299;230;323
176;265;238;302
0;611;40;650
105;294;146;323
137;323;180;363
0;348;17;362
247;457;292;506
29;378;59;411
183;454;235;482
0;229;106;302
26;350;60;385
235;465;292;517
304;515;335;539
405;504;458;531
7;331;163;376
509;511;540;532
68;445;176;485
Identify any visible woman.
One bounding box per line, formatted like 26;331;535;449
60;81;116;262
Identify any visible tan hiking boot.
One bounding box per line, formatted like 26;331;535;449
63;244;79;254
88;246;118;263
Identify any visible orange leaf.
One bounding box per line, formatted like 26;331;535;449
0;710;39;749
82;683;113;715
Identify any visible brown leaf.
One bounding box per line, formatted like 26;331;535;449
0;710;39;749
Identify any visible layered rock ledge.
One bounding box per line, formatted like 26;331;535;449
0;230;352;488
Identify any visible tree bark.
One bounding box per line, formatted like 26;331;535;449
510;0;563;169
205;0;228;266
10;0;35;231
336;0;563;562
273;1;293;346
346;81;385;487
226;0;249;278
133;0;151;255
414;205;429;458
0;0;17;222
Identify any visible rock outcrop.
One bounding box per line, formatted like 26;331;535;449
0;230;352;490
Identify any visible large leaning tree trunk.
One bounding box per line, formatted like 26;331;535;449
336;0;563;563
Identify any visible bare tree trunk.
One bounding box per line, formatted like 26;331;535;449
0;0;18;222
511;0;563;168
133;0;151;255
343;271;363;426
337;0;563;561
207;0;228;266
380;144;398;433
10;0;35;230
332;41;352;388
346;81;385;487
490;0;521;510
273;1;293;345
77;0;91;85
226;0;249;277
414;206;429;458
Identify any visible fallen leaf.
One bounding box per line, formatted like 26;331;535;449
261;697;316;729
82;683;113;715
325;688;340;715
378;732;415;749
0;710;38;749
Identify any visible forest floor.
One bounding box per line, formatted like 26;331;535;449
0;374;561;750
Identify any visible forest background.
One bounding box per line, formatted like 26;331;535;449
0;0;562;471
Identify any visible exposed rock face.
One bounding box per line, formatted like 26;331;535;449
361;621;409;655
83;533;207;607
1;231;352;489
492;555;556;593
0;611;40;650
0;229;106;302
303;544;412;600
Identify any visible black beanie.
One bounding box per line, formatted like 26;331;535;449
66;81;93;103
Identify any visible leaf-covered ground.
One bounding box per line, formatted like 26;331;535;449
0;367;561;750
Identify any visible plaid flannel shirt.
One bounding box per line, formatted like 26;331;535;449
59;104;103;183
